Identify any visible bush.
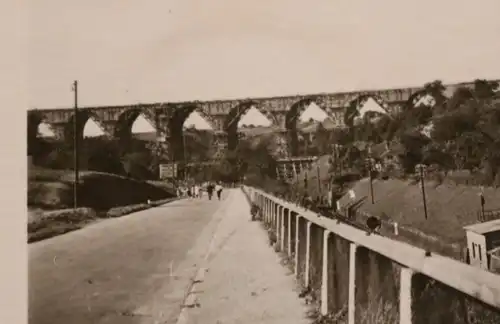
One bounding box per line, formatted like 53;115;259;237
250;203;261;221
105;197;180;217
28;207;97;242
28;181;73;209
149;197;178;207
28;207;96;232
106;203;150;218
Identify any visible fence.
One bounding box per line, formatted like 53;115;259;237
244;186;500;324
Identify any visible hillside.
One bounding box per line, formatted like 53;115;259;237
289;150;500;252
28;167;176;211
337;178;500;244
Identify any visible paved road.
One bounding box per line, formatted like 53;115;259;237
29;192;233;324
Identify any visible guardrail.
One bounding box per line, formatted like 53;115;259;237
243;186;500;324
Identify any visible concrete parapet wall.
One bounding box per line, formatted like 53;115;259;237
244;186;500;324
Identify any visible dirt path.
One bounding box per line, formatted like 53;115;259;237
177;190;309;324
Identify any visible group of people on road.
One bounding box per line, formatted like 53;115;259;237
176;181;224;201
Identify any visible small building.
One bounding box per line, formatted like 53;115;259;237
463;219;500;271
488;247;500;274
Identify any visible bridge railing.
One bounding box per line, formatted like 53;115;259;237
243;186;500;324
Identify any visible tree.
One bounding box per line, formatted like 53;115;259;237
473;79;499;100
234;136;277;180
183;129;213;162
398;131;431;173
84;138;124;174
431;108;479;143
122;151;154;180
422;80;447;107
452;132;487;171
446;87;474;111
315;123;331;155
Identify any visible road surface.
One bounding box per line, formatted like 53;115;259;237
29;192;232;324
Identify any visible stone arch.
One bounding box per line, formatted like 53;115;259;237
187;104;218;131
28;110;45;140
64;109;107;144
285;97;322;157
168;104;217;163
224;101;279;151
27;110;59;140
115;108;156;140
343;93;392;127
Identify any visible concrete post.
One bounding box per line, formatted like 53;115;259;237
321;230;331;316
267;199;270;222
348;243;358;324
270;202;273;227
267;200;274;224
294;215;301;277
280;206;285;251
268;200;272;224
263;198;267;220
268;199;271;224
304;221;312;287
274;205;279;233
399;267;414;324
287;210;292;256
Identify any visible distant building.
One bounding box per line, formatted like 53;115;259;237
463;219;500;273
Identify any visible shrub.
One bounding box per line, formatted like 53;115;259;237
106;203;150;218
28;207;96;233
250;203;261;221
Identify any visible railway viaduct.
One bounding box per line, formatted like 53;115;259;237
27;80;484;162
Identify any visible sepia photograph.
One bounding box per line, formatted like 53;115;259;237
26;1;500;323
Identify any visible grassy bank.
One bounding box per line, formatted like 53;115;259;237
287;154;500;254
28;167;176;210
337;178;500;245
27;167;179;243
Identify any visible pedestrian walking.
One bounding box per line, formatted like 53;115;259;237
215;183;223;200
207;183;214;200
194;184;200;198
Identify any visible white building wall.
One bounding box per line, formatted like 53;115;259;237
466;231;488;270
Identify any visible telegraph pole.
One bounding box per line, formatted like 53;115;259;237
416;164;429;220
367;146;375;204
72;80;79;209
479;187;486;221
316;165;321;195
183;131;188;181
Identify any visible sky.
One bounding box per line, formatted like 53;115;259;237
30;0;500;135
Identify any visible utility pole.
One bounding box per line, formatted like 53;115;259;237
183;131;187;181
316;165;321;195
333;144;338;176
366;147;375;204
72;80;79;209
367;158;375;204
479;187;486;221
416;164;429;220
